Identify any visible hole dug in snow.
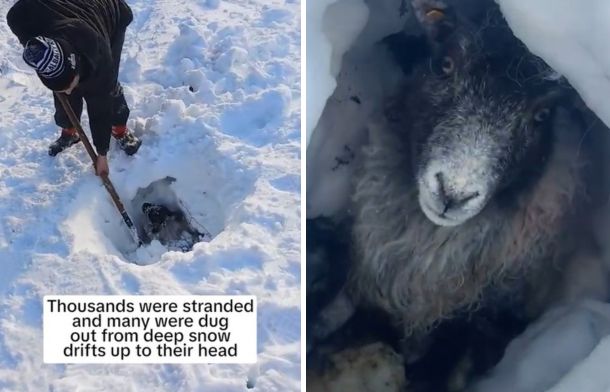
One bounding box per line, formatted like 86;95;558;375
131;176;215;252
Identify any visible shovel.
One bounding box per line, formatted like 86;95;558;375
55;92;142;246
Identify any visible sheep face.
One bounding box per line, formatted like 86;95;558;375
408;0;563;226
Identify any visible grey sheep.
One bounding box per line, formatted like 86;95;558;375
314;0;609;347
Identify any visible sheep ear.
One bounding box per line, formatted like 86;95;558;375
411;0;456;43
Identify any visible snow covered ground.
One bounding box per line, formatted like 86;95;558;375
307;0;610;391
0;0;300;391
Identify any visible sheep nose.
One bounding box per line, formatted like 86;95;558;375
434;172;481;212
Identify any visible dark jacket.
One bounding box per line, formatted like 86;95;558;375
7;0;133;155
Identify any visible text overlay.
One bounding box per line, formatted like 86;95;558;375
43;295;257;364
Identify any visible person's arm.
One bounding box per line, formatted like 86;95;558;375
85;93;112;177
79;25;115;158
64;21;114;158
64;21;114;174
85;94;113;157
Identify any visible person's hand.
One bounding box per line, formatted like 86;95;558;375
95;155;109;177
58;75;80;95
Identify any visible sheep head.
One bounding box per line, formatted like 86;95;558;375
405;0;568;226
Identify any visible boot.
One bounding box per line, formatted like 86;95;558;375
112;125;142;156
48;128;80;156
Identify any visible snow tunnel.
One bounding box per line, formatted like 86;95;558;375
306;0;610;391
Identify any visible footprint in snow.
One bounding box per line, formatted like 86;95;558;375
269;174;300;193
219;90;288;146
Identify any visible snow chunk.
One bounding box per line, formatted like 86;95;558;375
547;336;610;392
306;0;369;146
497;0;610;130
306;0;407;218
307;44;403;218
473;300;610;392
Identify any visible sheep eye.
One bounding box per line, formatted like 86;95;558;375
534;108;551;123
441;56;454;74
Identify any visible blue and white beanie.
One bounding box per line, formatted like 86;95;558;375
22;36;79;91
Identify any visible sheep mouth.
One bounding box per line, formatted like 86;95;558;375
418;190;486;227
419;199;463;227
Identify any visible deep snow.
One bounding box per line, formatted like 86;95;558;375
307;0;610;391
306;0;406;218
305;0;368;146
473;300;610;392
497;0;610;131
0;0;300;391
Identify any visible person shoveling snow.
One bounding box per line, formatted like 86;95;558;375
6;0;142;177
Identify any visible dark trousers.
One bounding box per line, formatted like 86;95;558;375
53;28;130;130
